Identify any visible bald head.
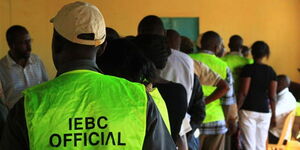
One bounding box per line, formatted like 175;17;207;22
277;75;291;93
166;29;181;50
228;35;243;52
138;15;165;36
200;31;222;54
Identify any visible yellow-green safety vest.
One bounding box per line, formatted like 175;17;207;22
190;53;227;123
247;58;254;64
221;54;249;92
149;88;171;133
24;70;147;150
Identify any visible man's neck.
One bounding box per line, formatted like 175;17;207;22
8;50;28;68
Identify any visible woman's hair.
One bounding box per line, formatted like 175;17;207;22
251;41;270;59
96;38;157;83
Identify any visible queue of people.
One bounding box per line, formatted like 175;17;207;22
0;1;299;150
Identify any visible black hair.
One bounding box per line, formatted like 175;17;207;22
138;15;165;36
180;36;194;54
251;41;270;59
200;31;221;49
96;38;157;83
6;25;28;47
277;74;290;85
228;35;243;51
242;45;249;53
106;27;120;42
134;34;171;70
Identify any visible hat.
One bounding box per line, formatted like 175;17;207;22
50;1;106;46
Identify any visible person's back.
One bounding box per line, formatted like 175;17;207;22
221;35;249;92
238;41;277;150
25;69;148;149
240;63;276;111
189;31;230;150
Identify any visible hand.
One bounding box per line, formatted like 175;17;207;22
227;119;238;135
270;116;276;127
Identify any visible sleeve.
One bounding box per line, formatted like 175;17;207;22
143;93;177;150
240;65;251;78
222;67;236;105
188;74;205;126
194;60;221;86
0;98;29;150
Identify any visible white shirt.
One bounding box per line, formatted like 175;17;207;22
0;53;48;109
270;88;296;139
160;49;194;103
160;49;194;135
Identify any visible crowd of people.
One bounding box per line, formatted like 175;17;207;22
0;1;299;150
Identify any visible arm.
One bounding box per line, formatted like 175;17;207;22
237;77;251;109
143;93;176;150
205;79;229;104
188;74;205;126
269;81;277;127
194;61;229;104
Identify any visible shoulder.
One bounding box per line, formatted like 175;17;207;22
0;55;9;67
29;53;42;62
172;50;193;63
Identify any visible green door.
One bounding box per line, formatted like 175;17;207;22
161;17;199;42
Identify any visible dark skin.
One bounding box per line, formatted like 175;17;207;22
277;75;289;93
237;57;277;127
52;30;102;70
8;31;32;68
166;30;181;50
228;38;243;52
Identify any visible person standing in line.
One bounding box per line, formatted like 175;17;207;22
97;38;187;145
238;41;277;150
0;25;48;109
189;31;236;150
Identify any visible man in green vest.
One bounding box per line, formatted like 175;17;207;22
0;2;175;150
221;35;250;92
190;31;236;150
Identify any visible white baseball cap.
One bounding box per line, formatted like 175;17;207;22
50;1;106;46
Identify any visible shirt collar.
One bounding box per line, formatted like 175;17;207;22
228;51;243;56
6;53;33;68
278;88;289;96
200;50;215;55
56;59;101;77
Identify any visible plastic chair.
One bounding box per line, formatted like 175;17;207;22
267;110;296;150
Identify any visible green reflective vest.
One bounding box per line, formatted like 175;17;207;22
24;70;147;150
221;54;249;92
149;88;171;133
247;58;254;64
190;52;227;123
